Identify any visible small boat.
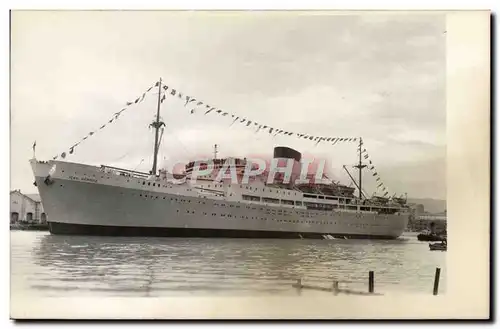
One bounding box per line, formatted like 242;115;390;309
429;241;447;251
418;233;445;241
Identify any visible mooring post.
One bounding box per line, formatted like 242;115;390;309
433;267;441;296
295;278;302;295
333;281;339;295
368;271;374;293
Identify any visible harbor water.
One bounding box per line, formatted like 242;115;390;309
10;231;446;297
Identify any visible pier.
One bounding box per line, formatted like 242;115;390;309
292;267;442;296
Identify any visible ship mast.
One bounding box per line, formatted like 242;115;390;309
213;144;218;160
353;137;366;199
151;78;165;175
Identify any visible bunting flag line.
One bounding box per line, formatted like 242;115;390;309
361;148;390;198
229;116;239;127
53;80;157;160
66;81;392;198
160;84;360;146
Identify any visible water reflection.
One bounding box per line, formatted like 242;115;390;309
15;233;446;296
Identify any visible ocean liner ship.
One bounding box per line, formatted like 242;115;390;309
30;80;410;239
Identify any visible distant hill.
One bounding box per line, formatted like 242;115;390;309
407;198;446;214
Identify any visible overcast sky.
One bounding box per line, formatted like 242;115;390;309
11;11;446;199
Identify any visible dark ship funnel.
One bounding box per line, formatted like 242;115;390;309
273;146;301;162
272;146;302;187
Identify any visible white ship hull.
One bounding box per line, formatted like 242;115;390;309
31;159;409;239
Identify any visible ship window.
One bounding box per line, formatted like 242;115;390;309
281;199;294;205
243;195;260;202
148;182;151;186
263;197;279;204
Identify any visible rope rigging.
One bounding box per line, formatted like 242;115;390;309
52;81;157;160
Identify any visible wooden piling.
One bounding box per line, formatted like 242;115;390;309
433;267;441;295
333;281;339;295
368;271;374;293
